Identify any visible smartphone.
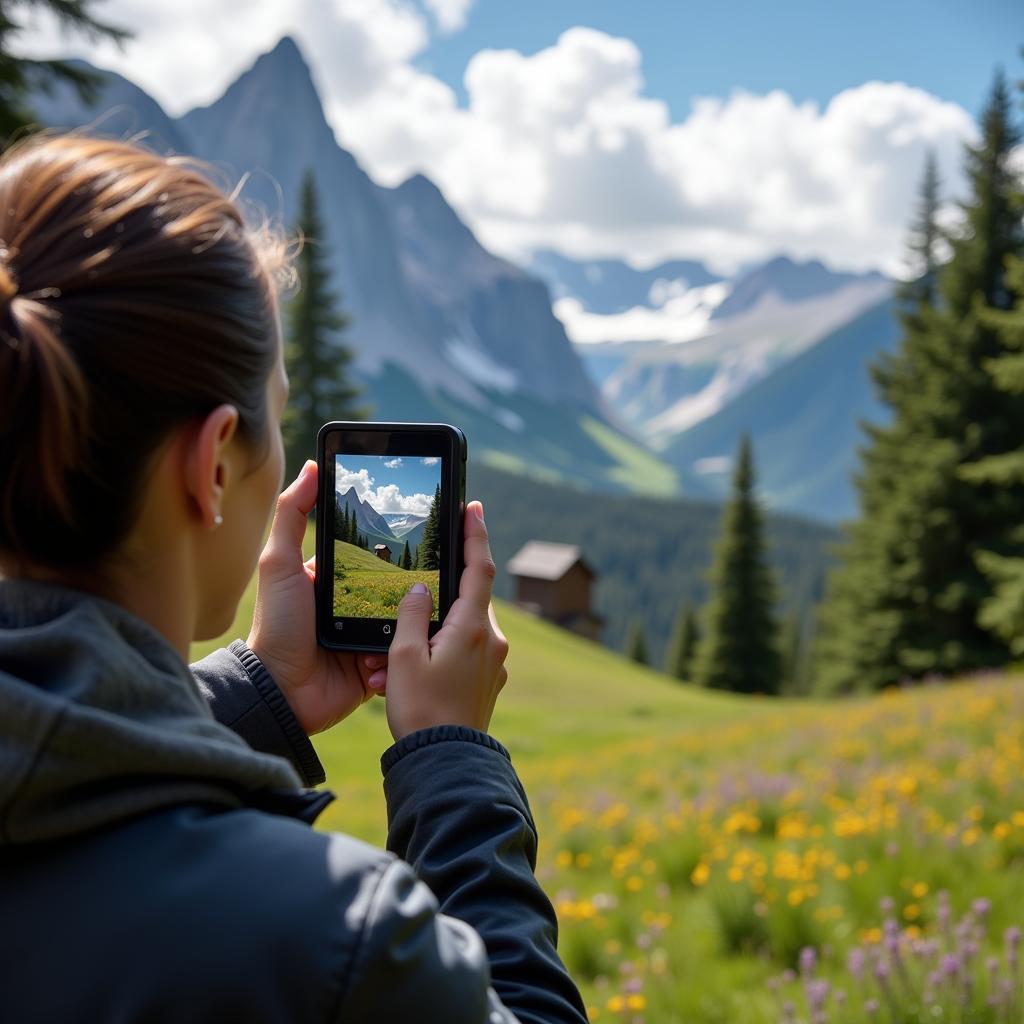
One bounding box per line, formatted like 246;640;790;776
315;421;467;652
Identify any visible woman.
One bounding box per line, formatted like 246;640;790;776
0;134;588;1024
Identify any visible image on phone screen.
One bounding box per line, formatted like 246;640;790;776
332;454;442;623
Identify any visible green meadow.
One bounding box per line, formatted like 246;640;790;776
192;527;1024;1023
332;538;440;618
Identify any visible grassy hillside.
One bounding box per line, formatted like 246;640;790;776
192;530;1024;1023
332;539;440;617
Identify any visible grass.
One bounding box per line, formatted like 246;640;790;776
332;539;440;617
191;527;1024;1022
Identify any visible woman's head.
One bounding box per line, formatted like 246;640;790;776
0;133;291;642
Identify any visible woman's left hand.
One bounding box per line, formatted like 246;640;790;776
247;460;386;735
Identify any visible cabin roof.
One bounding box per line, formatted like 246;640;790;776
506;540;594;582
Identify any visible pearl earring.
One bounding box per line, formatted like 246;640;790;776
214;514;224;527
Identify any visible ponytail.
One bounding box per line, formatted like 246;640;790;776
0;133;288;570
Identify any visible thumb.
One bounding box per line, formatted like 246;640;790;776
261;460;317;576
391;582;433;658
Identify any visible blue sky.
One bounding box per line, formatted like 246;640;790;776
418;0;1022;121
21;0;1021;275
335;455;440;518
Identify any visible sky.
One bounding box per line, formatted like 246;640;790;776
16;0;1023;275
335;455;440;518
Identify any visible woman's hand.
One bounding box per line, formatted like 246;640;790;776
372;499;510;742
247;461;382;735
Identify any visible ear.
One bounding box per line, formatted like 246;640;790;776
184;404;240;529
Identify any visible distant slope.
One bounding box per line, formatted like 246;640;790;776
658;298;900;522
711;256;888;321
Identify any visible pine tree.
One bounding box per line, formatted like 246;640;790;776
283;169;369;483
626;620;649;666
693;434;783;694
0;1;131;144
816;72;1024;691
401;540;412;570
898;150;943;311
419;485;442;571
412;543;421;570
664;600;699;681
962;145;1024;652
781;612;806;695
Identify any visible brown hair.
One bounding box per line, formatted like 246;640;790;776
0;133;290;570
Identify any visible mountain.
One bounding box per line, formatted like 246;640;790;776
23;58;191;153
529;249;723;315
337;486;397;543
32;36;670;497
382;512;427;538
709;255;889;321
656;298;900;522
377;173;599;409
583;272;891;440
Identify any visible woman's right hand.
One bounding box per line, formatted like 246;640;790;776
376;499;510;742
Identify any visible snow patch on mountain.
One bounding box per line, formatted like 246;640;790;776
554;280;732;345
444;336;519;393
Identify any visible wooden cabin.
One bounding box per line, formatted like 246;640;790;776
374;544;393;563
506;541;604;643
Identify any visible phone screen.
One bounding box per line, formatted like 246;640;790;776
317;422;465;651
331;451;443;626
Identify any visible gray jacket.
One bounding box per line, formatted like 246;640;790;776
0;580;588;1024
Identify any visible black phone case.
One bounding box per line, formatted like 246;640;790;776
315;421;467;652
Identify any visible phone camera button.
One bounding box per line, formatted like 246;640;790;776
382;624;392;634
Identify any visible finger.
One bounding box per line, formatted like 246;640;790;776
487;601;507;649
362;653;387;671
457;500;496;617
390;582;433;662
368;669;387;689
303;554;316;583
261;460;317;575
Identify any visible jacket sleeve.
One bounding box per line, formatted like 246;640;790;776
380;725;589;1024
189;640;325;786
332;853;522;1023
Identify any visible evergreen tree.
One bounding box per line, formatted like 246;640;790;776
780;611;810;695
626;620;649;666
412;543;421;570
960;71;1024;651
693;434;783;694
401;540;412;570
419;485;442;570
339;501;352;544
816;72;1024;691
283;169;369;483
963;256;1024;652
898;150;943;311
664;600;700;681
0;1;131;144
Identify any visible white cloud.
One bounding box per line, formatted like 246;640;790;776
423;0;474;34
336;464;432;515
384;457;404;468
15;8;979;274
368;483;433;516
554;281;731;344
421;457;440;466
